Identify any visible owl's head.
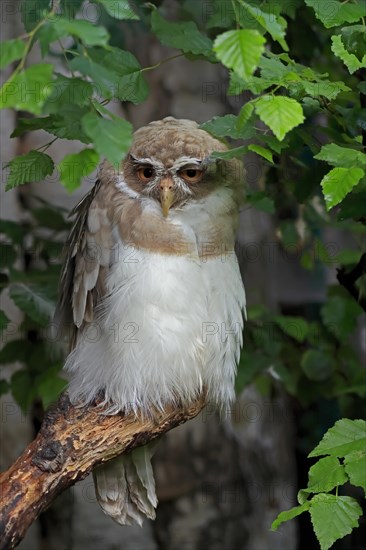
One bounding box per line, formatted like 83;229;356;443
122;117;242;217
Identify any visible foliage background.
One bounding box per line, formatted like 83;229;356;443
0;1;365;549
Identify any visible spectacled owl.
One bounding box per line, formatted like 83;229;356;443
56;117;246;526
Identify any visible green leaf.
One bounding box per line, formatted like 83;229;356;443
210;146;247;160
271;501;311;531
321;294;362;340
237;102;254;129
0;39;26;69
246;191;275;213
58;149;100;192
236;351;271;392
87;47;149;104
9;283;54;327
315;144;366;169
302;80;351;100
70;49;148;104
0;379;10;396
0;310;10;331
44;17;110;47
81;112;132;167
32;206;70;231
344;451;366;492
320;167;364;210
96;0;139;19
0;64;54;115
214;29;265;80
248;144;274;164
37;370;67;409
274;315;309;342
11;369;35;412
0;340;32;364
299;457;348;502
305;0;366;29
255;95;304;141
0;219;25;243
200;114;241;139
151;11;213;56
309;494;362;550
239;1;288;50
331;35;366;74
43;75;93;113
309;419;366;458
301;349;336;382
6;151;54;190
21;0;50;32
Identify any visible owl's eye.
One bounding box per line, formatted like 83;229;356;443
137;166;155;182
179;168;203;184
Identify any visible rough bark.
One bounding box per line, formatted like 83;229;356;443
0;393;206;550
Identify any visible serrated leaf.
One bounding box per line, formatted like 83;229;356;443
248;144;274;164
6;151;54;190
43;75;93;113
151;11;212;56
309;494;362;550
344;451;366;492
210;146;247;160
0;39;26;69
271;501;311;531
305;0;366;29
58;149;99;192
81;112;132;167
301;349;336;381
200;114;241;139
302;79;351;100
321;294;362;340
315;144;366;169
303;456;348;498
0;64;54;115
0;310;10;331
255;95;304;141
9;283;54;327
214;29;265;80
96;0;139;19
309;419;366;458
320;167;364;210
274;315;309;342
70;49;148;104
237;102;254;129
331;35;366;74
239;1;288;50
45;17;110;47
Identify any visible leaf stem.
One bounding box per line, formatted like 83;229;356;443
141;53;184;72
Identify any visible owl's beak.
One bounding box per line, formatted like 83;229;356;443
159;177;175;217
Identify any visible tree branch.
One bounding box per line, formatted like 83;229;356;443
0;393;206;550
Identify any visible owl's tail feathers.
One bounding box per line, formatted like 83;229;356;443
93;444;158;526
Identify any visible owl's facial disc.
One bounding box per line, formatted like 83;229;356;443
128;154;209;216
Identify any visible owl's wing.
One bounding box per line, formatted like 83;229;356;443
55;178;113;346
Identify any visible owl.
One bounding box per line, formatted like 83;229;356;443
56;117;246;526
